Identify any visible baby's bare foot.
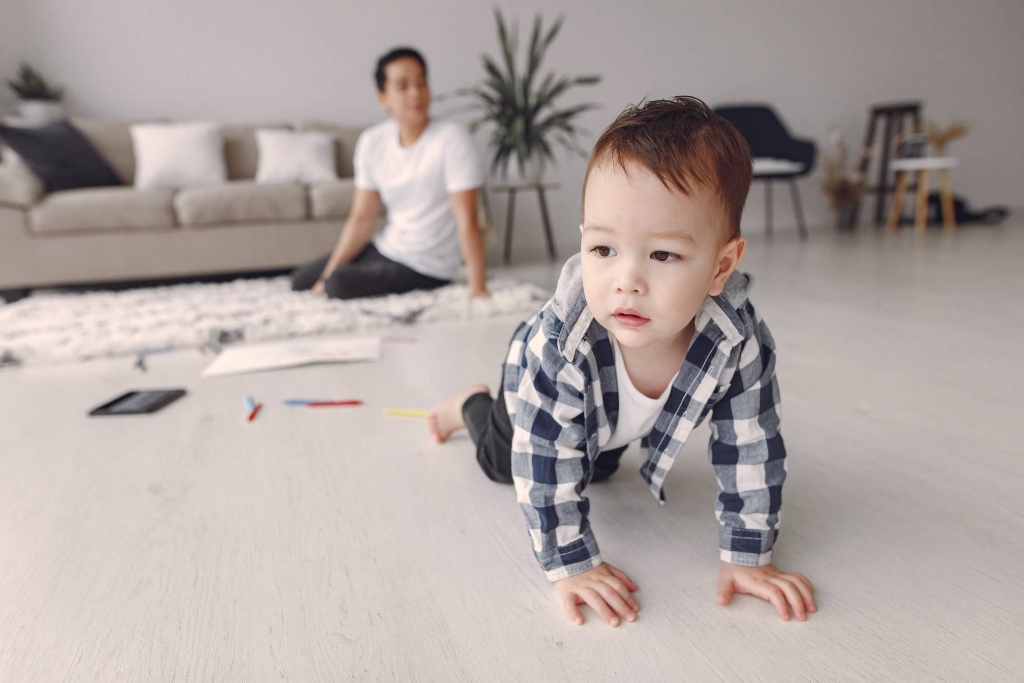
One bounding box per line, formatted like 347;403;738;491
427;384;490;443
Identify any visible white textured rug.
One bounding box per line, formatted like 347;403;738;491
0;277;549;368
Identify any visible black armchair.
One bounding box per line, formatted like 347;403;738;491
714;105;815;239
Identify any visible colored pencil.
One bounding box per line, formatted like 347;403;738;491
305;400;363;407
247;403;263;422
244;394;256;412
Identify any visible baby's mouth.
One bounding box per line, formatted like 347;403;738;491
612;308;650;327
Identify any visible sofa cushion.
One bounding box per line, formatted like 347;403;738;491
0;120;123;192
72;119;136;184
0;148;45;207
131;122;227;190
255;129;338;184
30;186;176;234
175;181;307;227
224;124;291;180
301;123;362;178
308;179;356;220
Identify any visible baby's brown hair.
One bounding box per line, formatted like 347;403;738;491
584;96;753;240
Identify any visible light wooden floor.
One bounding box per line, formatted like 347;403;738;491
1;223;1022;681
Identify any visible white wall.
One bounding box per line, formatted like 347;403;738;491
0;1;28;113
7;0;1023;253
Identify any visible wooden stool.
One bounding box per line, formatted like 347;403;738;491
857;102;923;226
887;157;958;233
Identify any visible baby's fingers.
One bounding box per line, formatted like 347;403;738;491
785;572;817;613
607;565;639;592
561;591;586;626
602;576;640;613
752;581;791;621
595;583;637;623
579;587;622;627
768;577;807;621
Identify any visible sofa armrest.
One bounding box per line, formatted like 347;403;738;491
0;153;44;208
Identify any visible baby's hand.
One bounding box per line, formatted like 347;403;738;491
716;563;816;621
555;563;639;627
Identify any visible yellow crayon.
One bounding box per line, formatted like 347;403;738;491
383;408;430;418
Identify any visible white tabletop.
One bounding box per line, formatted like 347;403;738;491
891;156;957;171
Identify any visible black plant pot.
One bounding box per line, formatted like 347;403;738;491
836;205;857;231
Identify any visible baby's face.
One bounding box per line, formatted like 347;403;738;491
580;161;736;353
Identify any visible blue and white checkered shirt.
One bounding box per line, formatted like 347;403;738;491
504;254;787;581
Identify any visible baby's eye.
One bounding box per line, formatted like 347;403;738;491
651;250;679;262
592;246;616;258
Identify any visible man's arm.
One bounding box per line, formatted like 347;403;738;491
312;188;382;293
448;188;488;297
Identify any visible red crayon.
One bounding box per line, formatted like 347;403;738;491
247;403;263;421
306;400;363;407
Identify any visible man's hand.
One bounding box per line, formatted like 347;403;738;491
716;563;816;621
311;278;327;296
555;563;639;627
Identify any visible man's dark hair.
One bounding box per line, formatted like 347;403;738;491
584;96;753;240
374;47;428;92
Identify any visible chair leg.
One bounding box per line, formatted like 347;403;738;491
887;171;909;231
939;169;956;230
915;170;930;234
788;179;808;240
765;180;773;237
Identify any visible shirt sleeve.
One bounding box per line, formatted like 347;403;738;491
442;124;484;194
708;304;787;567
353;129;376;191
505;322;602;582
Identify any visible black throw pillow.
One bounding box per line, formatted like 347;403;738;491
0;119;122;192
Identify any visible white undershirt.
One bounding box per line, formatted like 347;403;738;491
601;336;678;451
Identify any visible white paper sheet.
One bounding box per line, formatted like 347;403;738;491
201;336;381;377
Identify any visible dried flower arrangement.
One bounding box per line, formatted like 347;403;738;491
925;120;970;155
819;130;867;210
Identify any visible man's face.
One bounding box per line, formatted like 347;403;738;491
581;160;742;352
378;57;430;126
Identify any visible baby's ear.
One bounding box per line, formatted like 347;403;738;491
708;237;746;296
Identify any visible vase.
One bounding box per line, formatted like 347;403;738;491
509;156;544;185
836;205;856;231
17;100;65;125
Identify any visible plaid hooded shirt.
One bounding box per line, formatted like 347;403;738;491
503;254;787;581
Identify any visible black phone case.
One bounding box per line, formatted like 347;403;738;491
88;389;187;416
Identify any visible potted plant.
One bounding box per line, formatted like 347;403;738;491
819;130;866;231
457;10;601;183
7;63;65;124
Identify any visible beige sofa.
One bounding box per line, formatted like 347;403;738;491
0;120;366;295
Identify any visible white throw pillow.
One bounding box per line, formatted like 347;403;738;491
255;129;338;184
130;122;226;190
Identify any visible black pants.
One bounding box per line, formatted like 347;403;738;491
462;389;626;485
291;244;449;300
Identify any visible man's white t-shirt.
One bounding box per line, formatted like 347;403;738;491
354;118;484;280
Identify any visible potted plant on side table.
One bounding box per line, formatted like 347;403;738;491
7;63;65;125
456;10;601;182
